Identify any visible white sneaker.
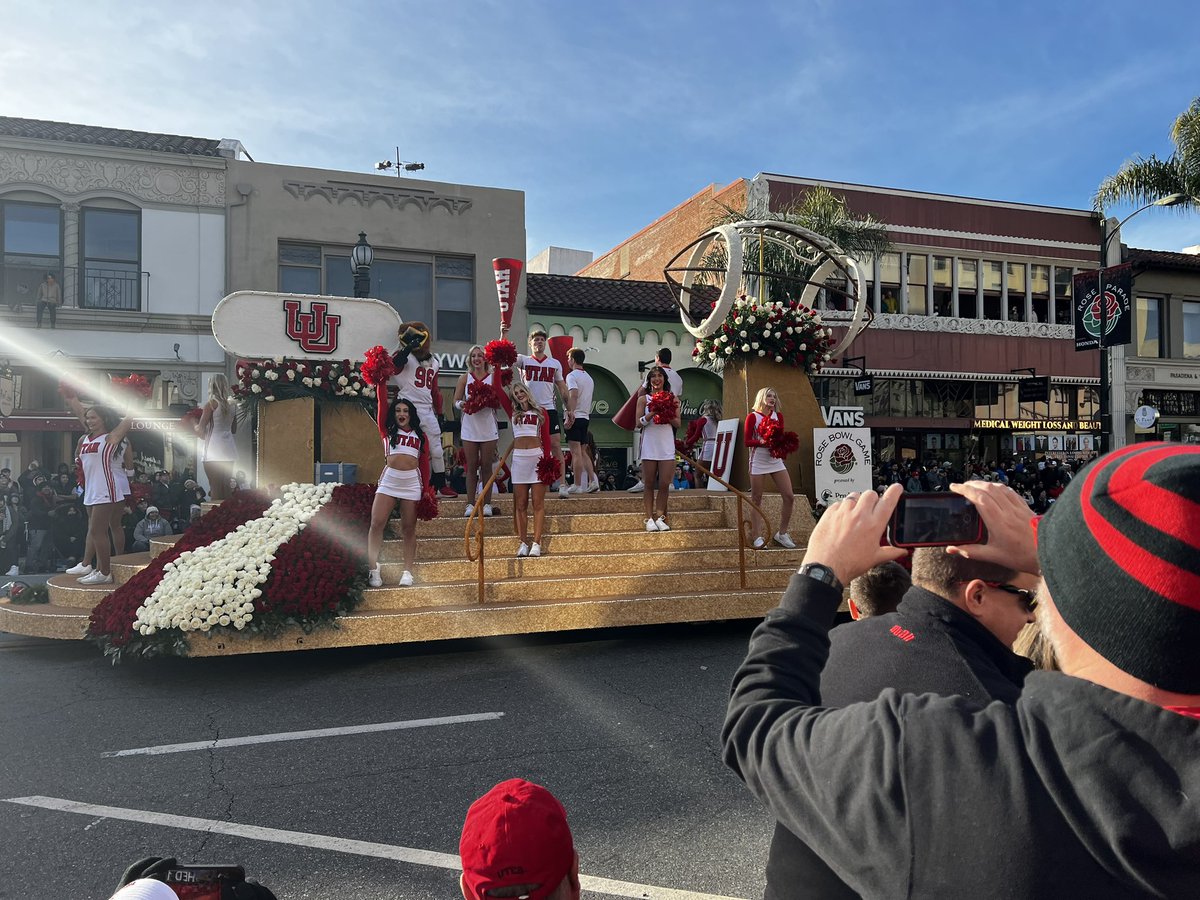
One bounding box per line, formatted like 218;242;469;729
626;480;644;493
585;482;600;493
463;505;473;517
65;562;92;576
529;542;542;557
567;484;582;494
368;566;383;588
655;516;670;532
558;486;570;499
517;542;529;557
773;532;797;549
483;504;494;517
5;565;18;576
752;537;766;550
399;570;414;587
79;571;113;585
645;518;660;532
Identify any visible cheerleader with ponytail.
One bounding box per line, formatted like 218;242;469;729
366;389;431;588
507;378;555;558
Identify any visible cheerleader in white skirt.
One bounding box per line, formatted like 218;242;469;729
636;366;681;532
367;395;430;588
71;404;136;584
453;345;510;519
508;379;552;557
744;387;796;549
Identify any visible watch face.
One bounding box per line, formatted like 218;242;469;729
803;564;836;583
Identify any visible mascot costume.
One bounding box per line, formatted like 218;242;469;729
387;321;454;496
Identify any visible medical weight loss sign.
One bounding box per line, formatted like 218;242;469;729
813;428;873;503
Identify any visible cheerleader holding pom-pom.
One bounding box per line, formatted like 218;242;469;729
453;343;514;519
636;366;682;532
508;378;556;558
744;387;797;550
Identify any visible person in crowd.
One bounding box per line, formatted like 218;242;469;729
671;464;690;490
24;476;57;573
0;468;10;492
367;396;429;588
183;479;206;508
460;778;580;900
743;387;796;550
18;460;41;498
64;404;136;585
724;444;1200;897
904;466;923;492
508;379;553;557
196;374;238;502
696;398;721;487
846;560;911;620
35;271;61;328
654;347;684;396
389;320;456;498
131;506;173;552
636;365;681;532
453;345;507;518
564;348;598;494
1;489;24;576
1014;621;1060;672
51;500;86;571
602;474;617;491
511;327;570;499
150;470;174;513
128;470;153;506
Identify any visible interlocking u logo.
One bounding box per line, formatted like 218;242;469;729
283;299;341;354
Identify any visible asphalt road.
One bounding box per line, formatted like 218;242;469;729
0;621;776;900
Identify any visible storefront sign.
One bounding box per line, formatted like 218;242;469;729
213;291;401;360
1133;405;1158;429
974;418;1101;431
1073;264;1132;351
1017;376;1050;404
821;406;865;427
706;418;741;493
813;427;873;504
853;376;874;396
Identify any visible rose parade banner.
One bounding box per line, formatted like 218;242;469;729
1072;264;1132;351
813;427;873;504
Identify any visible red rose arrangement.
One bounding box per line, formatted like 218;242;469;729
461;381;502;416
111;373;153;400
646;391;679;425
416;485;439;521
361;345;397;386
536;455;562;486
485;339;517;369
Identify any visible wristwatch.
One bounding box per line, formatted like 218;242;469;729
799;563;843;593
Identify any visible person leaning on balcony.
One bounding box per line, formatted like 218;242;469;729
36;271;61;329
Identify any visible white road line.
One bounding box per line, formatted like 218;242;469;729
3;796;747;900
101;712;505;758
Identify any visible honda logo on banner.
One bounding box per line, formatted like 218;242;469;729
493;258;523;331
706;418;741;492
283;299;341;354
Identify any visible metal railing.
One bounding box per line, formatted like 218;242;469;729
461;445;775;604
0;264;150;312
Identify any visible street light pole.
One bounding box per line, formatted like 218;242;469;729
351;232;373;299
1095;193;1188;453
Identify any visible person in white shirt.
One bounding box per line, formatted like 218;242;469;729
655;347;684;397
564;348;598;493
510;327;570;498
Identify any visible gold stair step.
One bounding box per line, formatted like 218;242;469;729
0;600;91;640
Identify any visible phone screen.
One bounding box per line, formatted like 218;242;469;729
159;865;245;900
889;493;982;548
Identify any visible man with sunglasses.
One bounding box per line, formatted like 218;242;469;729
762;545;1037;899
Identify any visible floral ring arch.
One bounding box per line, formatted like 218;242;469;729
663;219;870;359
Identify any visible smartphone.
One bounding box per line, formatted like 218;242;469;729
156;865;246;900
888;493;984;548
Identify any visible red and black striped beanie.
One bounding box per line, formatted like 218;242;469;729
1039;442;1200;693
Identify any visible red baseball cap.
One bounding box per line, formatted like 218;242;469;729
459;779;574;900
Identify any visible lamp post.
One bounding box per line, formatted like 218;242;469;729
351;232;373;299
1095;193;1188;453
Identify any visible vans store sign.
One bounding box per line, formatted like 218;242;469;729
822;406;865;427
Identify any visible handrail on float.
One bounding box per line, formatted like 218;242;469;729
461;443;779;603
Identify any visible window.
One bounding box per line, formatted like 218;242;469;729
279;243;322;294
81;208;140;310
878;253;900;313
904;253;926;315
957;259;978;319
1184;301;1200;359
1135;296;1162;358
982;260;1003;320
1006;262;1027;322
1;200;61;311
1030;264;1050;324
932;256;952;316
1054;267;1073;325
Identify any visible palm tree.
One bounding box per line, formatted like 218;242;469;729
1094;97;1200;213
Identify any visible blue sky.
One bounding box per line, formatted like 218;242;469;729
5;0;1198;261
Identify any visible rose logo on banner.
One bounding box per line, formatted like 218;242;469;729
283;299;341;354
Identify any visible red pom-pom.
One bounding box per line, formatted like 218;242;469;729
647;391;679;425
485;339;517;369
180;407;204;433
462;381;502;416
416;485;439;521
361;345;397;386
500;368;514;387
455;448;467;468
111;373;153;400
758;418;782;445
674;439;691;457
768;428;800;459
536;455;561;486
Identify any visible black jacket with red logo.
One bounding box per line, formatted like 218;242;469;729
727;576;1200;899
764;585;1032;900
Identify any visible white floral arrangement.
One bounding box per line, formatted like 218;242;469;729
692;295;837;374
234;357;376;408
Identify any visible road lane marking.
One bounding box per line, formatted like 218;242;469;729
3;796;747;900
101;712;505;758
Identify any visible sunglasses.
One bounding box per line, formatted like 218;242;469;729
983;581;1038;612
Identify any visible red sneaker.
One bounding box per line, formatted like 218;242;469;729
439;485;459;497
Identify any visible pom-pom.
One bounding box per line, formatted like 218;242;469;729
462;382;502;416
455;447;467;468
500;368;514;387
361;345;397;386
646;391;679;425
485;339;517;369
180;407;204;433
674;439;691;458
416;485;439;521
758;418;782;446
111;373;153;400
768;428;800;459
536;455;561;486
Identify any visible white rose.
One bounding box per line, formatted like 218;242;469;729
265;370;278;380
287;370;296;380
751;342;759;350
251;384;262;393
775;355;783;362
251;369;261;377
786;327;794;334
741;343;751;352
735;316;744;325
273;356;284;365
338;376;349;386
265;395;275;401
739;330;747;338
774;332;781;339
719;335;728;343
758;349;766;356
747;315;756;324
800;343;807;351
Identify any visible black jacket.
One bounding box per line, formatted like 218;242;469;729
724;574;1200;899
765;587;1033;898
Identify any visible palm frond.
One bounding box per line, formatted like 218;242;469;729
1092;155;1188;212
1170;97;1200;191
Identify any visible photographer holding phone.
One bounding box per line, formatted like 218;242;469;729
725;443;1200;898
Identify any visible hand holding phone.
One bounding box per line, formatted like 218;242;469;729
887;493;985;549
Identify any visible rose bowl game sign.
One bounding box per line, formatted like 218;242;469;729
813;427;872;504
212;291;402;360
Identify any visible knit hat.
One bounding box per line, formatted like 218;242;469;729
1038;442;1200;693
460;779;574;900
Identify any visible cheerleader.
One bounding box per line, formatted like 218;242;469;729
744;387;796;549
367;395;430;588
636;365;681;532
69;405;136;584
453;345;510;518
508;379;552;557
197;374;238;501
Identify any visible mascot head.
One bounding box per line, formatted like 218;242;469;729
399;321;433;361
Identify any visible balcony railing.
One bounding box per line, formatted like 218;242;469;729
0;263;150;313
